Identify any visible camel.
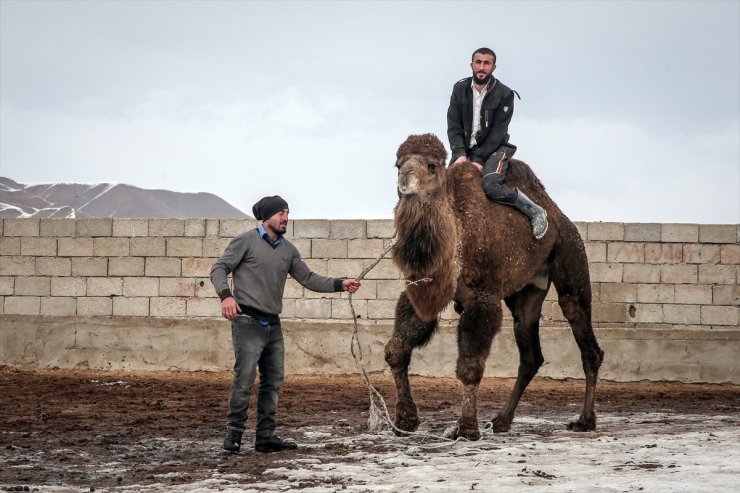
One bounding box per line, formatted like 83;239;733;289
385;133;604;440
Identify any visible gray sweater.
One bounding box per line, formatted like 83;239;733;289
210;228;343;317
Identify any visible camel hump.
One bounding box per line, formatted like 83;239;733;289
507;159;546;192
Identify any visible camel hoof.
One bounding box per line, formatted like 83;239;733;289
567;417;596;432
456;426;481;441
393;414;420;436
489;414;512;433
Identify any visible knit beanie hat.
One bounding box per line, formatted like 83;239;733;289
252;195;289;221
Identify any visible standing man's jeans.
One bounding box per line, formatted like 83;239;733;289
227;314;285;438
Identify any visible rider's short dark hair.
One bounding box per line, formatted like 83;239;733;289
472;47;496;64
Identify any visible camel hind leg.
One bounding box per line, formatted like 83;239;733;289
490;282;550;432
551;235;604;431
384;291;438;435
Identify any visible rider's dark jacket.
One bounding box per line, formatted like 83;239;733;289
446;76;517;166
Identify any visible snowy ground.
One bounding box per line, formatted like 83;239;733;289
23;411;738;493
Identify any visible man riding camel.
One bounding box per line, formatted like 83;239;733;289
447;47;548;239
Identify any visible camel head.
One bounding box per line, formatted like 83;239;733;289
395;134;448;198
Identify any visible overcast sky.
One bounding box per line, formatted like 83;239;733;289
1;0;738;223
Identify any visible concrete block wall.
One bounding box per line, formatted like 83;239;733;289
0;219;738;329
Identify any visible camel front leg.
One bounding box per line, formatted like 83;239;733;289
384;292;438;435
453;300;501;440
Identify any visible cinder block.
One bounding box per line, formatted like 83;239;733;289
108;257;145;276
40;218;76;237
588;263;623;283
123;277;159;297
184;219;206;237
720;244;740;265
699;224;737;244
348;239;386;259
607;243;644;263
0;237;21;255
15;277;50;296
660;264;697;284
584;242;606;262
327;259;365;279
76;219;112;237
332;298;366;320
145;258;181;277
376;280;404;301
0;277;13;295
0;257;35;276
624;223;661;242
166;238;203;257
674;285;712;305
312;239;348;259
280;299;296;318
186;298;220;317
628;303;663;324
600;283;637;302
150;297;187;317
203;237;231;257
113;297;150;316
149;219;185;237
20;238;57;256
663;304;701;324
367;220;395;239
303;289;340;300
293;220;330;239
40;297;76;316
565;222;586;241
87;277;123;296
637;284;675;303
587;222;623;241
76;297;112;316
219;219;255;238
290;238;311;257
58;237;94;257
713;285;740;306
644;244;683;264
662;224;698;243
4;296;40;315
701;305;738;326
35;257;71;276
93;238;130;257
195;278;217;299
4;219;39;237
698;264;736;284
112;219;148;237
182;258;214;277
159;278;196;297
330;220;366;239
362;258;401;280
344;279;377;300
367;299;397;320
205;219;220;237
592;302;627;323
303;259;328;276
283;278;304;298
130;237;166;257
294;298;332;318
682;244;720;264
71;257;108;276
51;277;87;297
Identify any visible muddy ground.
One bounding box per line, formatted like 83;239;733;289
1;368;738;492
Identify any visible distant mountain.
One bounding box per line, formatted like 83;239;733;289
0;177;250;219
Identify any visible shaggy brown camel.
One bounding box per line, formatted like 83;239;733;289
385;134;604;440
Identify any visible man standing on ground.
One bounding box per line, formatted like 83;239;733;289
447;46;548;239
210;195;361;453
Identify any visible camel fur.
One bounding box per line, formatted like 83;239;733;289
385;133;604;440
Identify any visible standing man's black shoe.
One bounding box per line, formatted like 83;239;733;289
223;429;243;452
255;435;298;453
